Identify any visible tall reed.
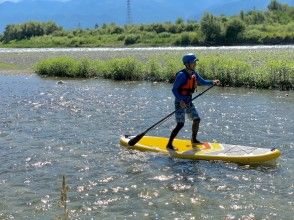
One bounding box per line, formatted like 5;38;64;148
35;53;294;90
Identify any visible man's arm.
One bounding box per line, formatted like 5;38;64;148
195;72;214;86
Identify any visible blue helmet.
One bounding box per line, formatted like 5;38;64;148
182;53;199;64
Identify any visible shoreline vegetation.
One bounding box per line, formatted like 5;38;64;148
1;0;293;90
0;1;293;48
35;51;294;90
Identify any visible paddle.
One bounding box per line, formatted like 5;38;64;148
128;85;215;146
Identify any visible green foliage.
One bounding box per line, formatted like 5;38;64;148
176;17;185;25
1;1;293;47
197;57;251;87
35;56;78;77
144;56;166;81
2;21;62;43
244;11;266;25
200;13;222;45
174;33;193;46
225;18;245;44
266;60;294;90
124;34;140;45
101;57;143;80
35;51;294;90
268;0;283;11
0;61;19;70
98;23;124;34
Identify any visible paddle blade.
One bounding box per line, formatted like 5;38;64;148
128;132;146;146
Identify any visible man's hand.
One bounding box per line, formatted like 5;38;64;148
213;79;220;86
180;100;187;108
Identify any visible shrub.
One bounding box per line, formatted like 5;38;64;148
200;13;222;45
144;57;164;81
124;34;140;45
267;60;294;90
35;56;78;77
197;56;251;87
103;57;143;80
225;19;245;44
174;33;191;46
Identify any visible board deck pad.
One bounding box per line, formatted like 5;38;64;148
120;135;281;164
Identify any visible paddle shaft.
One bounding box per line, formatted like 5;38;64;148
128;85;215;146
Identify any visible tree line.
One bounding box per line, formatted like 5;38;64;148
1;0;293;46
1;21;62;43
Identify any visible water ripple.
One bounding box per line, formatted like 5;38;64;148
0;74;293;219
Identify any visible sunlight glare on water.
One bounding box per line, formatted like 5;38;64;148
0;74;293;219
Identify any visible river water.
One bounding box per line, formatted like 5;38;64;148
0;72;293;219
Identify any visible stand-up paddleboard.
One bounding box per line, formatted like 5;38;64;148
120;135;281;165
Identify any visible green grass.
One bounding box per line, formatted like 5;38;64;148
35;51;294;90
0;22;293;48
0;61;20;70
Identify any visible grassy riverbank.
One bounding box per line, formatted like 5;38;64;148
35;50;294;90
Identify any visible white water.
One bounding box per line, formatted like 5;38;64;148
0;45;294;53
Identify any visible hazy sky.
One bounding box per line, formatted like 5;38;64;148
0;0;19;2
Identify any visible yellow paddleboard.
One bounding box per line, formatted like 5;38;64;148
120;135;281;165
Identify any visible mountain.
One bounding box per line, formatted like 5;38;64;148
203;0;293;16
0;0;293;32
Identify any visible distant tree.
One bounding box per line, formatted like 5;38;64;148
240;10;245;20
200;13;222;45
268;0;283;11
167;23;177;33
175;17;184;24
185;22;199;32
2;24;21;42
151;23;166;33
124;34;140;45
43;21;62;35
267;1;291;24
107;23;124;34
225;18;245;44
22;22;44;39
245;11;266;25
174;33;191;46
2;21;62;43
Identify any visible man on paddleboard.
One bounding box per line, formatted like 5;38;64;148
166;53;220;151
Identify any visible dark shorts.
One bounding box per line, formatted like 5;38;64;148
175;101;200;123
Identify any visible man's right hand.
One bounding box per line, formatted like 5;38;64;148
180;100;187;108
